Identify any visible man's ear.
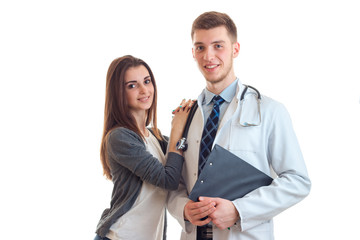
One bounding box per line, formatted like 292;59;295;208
233;42;240;58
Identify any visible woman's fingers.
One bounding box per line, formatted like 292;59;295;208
172;99;192;113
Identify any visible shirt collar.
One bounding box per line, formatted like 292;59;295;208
203;78;239;105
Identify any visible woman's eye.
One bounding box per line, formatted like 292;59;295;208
128;84;136;89
144;79;151;84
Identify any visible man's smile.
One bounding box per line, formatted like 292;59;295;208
204;64;220;70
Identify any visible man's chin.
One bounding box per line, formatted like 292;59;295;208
204;76;223;84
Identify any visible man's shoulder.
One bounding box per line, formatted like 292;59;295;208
260;94;285;109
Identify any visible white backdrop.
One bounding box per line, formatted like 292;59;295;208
1;0;359;239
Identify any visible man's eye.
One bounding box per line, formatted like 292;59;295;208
215;44;222;49
196;46;204;51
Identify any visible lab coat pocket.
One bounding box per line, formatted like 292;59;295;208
229;121;262;150
229;148;256;160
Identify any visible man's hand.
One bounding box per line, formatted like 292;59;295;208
200;197;240;230
184;198;216;226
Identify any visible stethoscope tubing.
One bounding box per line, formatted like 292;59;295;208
240;85;261;101
181;84;262;148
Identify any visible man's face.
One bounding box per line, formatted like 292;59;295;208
192;26;239;85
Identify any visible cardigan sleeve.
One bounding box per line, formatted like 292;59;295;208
107;127;184;190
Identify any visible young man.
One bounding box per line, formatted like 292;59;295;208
167;11;311;240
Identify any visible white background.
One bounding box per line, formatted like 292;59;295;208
1;0;359;239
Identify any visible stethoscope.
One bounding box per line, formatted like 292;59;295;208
239;85;262;127
177;84;262;151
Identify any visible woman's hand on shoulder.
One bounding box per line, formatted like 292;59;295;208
168;99;194;154
171;99;193;133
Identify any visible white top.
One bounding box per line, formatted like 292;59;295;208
106;132;167;240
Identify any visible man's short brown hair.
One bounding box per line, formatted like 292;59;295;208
191;11;238;43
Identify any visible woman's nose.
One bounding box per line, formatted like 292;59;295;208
139;84;147;93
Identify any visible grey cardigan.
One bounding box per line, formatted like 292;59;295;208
96;127;184;237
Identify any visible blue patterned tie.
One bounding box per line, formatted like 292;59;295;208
199;95;225;174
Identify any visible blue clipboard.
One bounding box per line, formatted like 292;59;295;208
189;144;273;201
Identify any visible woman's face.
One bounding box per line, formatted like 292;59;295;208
124;65;154;115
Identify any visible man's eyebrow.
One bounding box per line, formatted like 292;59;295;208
193;41;203;45
193;40;225;45
212;40;225;44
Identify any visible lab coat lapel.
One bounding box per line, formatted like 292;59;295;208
217;82;246;131
218;96;237;131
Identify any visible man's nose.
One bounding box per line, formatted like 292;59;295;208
204;48;215;61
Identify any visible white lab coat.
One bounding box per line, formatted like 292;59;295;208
167;81;311;240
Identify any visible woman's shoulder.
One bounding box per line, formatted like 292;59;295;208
108;127;143;144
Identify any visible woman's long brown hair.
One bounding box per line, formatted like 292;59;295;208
100;55;162;180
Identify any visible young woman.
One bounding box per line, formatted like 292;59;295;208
94;55;192;240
